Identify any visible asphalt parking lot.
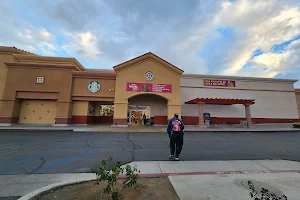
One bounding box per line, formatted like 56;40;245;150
1;131;300;174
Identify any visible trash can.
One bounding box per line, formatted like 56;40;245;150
240;120;248;128
204;113;211;127
205;120;211;127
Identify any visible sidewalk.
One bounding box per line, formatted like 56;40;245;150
2;160;300;200
0;123;299;132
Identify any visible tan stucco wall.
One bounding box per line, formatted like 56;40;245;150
19;100;57;124
72;78;115;98
1;67;73;120
0;54;16;110
181;76;299;119
72;101;89;116
114;59;181;119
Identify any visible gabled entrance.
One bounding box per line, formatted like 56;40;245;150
112;52;184;126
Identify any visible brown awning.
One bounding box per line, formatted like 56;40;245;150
185;98;255;105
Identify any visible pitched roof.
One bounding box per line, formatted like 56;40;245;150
0;46;37;55
113;52;184;75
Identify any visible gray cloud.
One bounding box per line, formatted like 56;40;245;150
1;0;299;83
32;0;222;72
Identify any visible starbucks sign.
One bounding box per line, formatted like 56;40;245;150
88;81;101;93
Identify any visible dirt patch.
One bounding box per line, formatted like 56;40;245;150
34;177;179;200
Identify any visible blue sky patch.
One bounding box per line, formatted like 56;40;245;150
251;48;263;58
271;35;300;53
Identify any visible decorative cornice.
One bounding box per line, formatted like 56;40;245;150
72;71;116;79
4;62;79;71
181;74;298;83
12;54;85;71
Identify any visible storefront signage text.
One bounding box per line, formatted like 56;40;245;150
126;82;172;93
204;79;236;87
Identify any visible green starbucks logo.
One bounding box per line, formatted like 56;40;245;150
88;81;101;93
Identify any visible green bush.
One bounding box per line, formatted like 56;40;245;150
293;124;300;128
92;157;140;200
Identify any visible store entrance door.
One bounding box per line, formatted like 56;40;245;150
127;105;151;126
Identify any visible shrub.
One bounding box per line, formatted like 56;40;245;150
92;157;140;200
293;124;300;128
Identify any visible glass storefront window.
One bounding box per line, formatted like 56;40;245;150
100;105;114;116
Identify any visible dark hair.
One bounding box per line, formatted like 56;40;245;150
174;113;179;118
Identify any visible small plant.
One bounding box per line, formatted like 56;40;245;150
92;157;140;200
293;124;300;128
248;181;287;200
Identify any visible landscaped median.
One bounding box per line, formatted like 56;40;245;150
20;158;179;200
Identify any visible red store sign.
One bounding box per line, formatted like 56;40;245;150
126;82;172;93
204;79;236;87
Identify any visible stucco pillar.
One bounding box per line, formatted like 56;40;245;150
71;101;89;124
54;102;73;125
0;100;21;124
245;104;253;127
167;104;182;120
198;102;206;127
112;102;128;127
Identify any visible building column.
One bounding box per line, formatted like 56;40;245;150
54;102;73;125
167;103;182;120
0;100;21;124
198;102;206;127
112;102;128;127
244;104;253;127
71;101;89;124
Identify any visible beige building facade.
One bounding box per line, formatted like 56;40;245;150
0;46;299;126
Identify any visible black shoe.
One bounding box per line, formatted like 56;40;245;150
169;155;174;160
174;157;180;161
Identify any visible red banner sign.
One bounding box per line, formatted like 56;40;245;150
126;82;172;93
204;79;236;87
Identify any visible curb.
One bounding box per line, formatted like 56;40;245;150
18;178;96;200
0;128;299;133
184;129;300;132
18;169;300;200
0;129;74;132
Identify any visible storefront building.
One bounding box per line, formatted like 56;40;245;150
0;46;299;126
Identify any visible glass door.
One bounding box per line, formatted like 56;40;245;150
130;110;143;126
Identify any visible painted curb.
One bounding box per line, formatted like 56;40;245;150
18;177;96;200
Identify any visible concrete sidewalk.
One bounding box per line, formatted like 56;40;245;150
0;123;299;132
2;160;300;200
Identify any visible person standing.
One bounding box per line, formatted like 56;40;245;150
167;113;184;161
142;113;147;126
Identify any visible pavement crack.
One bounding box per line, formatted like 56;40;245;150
126;132;136;161
27;156;46;174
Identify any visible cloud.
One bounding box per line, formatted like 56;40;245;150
208;0;300;77
62;31;101;63
33;0;226;72
0;1;57;56
0;0;299;83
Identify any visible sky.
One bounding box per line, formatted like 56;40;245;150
0;0;300;86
